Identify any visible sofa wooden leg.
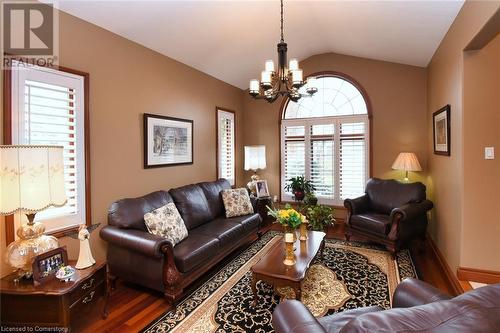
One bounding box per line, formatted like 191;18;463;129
164;289;183;310
345;232;351;242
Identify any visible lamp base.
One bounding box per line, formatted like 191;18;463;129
247;172;261;195
5;216;59;279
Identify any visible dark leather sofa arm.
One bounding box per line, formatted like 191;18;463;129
272;300;327;333
344;194;370;215
393;278;452;308
390;200;433;221
100;225;173;259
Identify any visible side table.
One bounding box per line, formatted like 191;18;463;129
0;260;108;332
252;196;275;228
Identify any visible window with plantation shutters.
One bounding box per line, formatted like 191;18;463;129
281;76;370;205
217;109;235;186
10;62;87;233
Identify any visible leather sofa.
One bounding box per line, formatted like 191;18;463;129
273;278;500;332
344;178;433;254
100;179;261;304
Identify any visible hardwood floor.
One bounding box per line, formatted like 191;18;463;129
81;222;458;333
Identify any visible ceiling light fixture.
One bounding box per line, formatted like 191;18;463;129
248;0;317;103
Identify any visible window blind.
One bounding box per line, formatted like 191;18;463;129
283;125;305;195
310;124;334;198
339;122;367;200
217;110;235;186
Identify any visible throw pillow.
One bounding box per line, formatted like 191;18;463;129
221;188;254;218
143;202;188;245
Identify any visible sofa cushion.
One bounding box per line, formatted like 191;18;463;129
350;213;391;235
319;306;383;333
190;220;245;247
365;178;426;215
143;203;188;246
169;184;212;230
221;188;254;217
216;214;261;233
173;234;220;273
197;179;231;219
108;190;173;231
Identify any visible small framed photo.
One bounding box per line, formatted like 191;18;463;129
32;246;68;283
433;105;451;156
255;180;270;198
144;113;193;168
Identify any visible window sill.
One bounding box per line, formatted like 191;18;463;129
47;225;80;238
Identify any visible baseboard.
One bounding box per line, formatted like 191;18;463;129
457;267;500;284
426;234;463;295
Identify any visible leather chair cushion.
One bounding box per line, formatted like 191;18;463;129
190;220;245;247
169;184;212;230
350;213;391;235
108;190;173;231
365;178;426;215
173;234;220;273
318;306;383;333
197;179;231;220
222;214;261;233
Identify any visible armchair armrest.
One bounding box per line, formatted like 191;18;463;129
344;194;370;215
272;300;327;333
100;225;173;259
393;278;451;308
390;200;433;221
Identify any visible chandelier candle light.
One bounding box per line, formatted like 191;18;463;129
249;0;318;103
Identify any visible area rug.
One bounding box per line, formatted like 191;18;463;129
142;231;417;333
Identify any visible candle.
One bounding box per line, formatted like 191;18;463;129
265;60;275;72
261;71;272;85
249;79;260;93
306;77;316;88
285;233;294;243
289;58;299;71
292;69;303;84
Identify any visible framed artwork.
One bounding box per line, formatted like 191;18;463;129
255;180;270;198
433;105;451;156
32;246;68;283
144;113;193;168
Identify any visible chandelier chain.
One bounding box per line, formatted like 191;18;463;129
280;0;284;42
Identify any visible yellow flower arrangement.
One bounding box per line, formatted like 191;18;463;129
267;204;304;229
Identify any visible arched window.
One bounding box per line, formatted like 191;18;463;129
281;74;370;205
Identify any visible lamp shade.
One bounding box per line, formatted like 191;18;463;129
391;152;422;172
244;145;266;171
0;145;67;215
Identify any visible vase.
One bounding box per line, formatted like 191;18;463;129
293;190;305;201
283;233;296;266
283;225;297;242
299;221;308;241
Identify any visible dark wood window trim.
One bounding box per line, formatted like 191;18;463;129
215;107;237;187
278;71;373;209
2;64;91;245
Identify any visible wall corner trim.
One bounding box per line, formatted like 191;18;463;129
457;267;500;284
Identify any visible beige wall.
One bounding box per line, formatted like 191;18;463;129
243;52;428;219
1;10;244;276
461;34;500;271
426;1;499;273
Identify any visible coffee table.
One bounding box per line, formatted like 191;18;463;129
251;230;326;305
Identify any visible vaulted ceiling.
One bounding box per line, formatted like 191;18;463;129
54;1;464;89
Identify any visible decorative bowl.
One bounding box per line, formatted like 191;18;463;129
56;265;75;282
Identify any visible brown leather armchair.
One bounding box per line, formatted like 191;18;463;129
344;178;433;254
272;278;500;333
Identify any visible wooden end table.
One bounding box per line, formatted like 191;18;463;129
251;230;326;305
0;260;108;332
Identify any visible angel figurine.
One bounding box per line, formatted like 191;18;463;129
66;224;99;269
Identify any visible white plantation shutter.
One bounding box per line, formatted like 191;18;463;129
11;62;86;233
281;76;370;205
217;109;235;186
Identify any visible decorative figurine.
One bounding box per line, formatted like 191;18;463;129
66;224;99;270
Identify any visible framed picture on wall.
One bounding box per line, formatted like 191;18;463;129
255;180;270;198
433;105;451;156
144;113;193;168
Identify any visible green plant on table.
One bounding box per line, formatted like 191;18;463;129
306;204;335;232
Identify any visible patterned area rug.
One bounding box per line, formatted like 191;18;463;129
143;231;417;333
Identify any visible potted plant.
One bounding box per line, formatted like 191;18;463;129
285;176;316;201
304;192;318;206
306;205;335;232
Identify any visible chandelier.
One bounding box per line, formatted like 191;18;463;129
249;0;317;103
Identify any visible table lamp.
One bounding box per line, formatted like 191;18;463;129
391;152;422;182
244;145;267;195
0;145;67;279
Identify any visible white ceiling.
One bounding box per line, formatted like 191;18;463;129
54;0;464;89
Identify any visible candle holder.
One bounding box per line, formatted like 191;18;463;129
283;233;296;266
299;219;308;241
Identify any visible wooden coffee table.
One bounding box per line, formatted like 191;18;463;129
251;230;326;305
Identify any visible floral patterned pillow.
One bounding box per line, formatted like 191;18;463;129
221;188;254;218
143;203;188;246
